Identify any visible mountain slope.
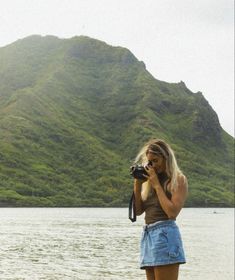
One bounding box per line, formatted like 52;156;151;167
0;35;234;207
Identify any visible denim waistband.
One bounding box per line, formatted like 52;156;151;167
143;219;176;232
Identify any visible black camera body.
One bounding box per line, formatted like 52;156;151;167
130;161;152;180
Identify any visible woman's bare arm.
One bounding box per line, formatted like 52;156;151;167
144;165;188;219
133;179;145;216
154;175;188;219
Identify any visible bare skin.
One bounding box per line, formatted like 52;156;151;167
154;264;179;280
134;152;188;280
145;268;155;280
146;264;179;280
144;152;188;220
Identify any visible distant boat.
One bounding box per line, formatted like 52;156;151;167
212;210;225;214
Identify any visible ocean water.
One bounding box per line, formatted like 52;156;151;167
0;208;233;280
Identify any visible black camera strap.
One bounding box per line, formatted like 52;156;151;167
128;191;136;222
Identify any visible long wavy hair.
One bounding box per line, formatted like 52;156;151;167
134;139;184;201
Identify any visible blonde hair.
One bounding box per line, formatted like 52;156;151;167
134;139;184;201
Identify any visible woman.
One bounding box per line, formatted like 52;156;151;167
133;139;188;280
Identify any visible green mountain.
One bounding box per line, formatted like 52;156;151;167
0;35;234;207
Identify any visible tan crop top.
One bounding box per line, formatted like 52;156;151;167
140;172;172;224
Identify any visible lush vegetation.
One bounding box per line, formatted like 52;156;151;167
0;35;234;207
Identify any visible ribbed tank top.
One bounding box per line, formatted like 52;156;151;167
142;172;172;224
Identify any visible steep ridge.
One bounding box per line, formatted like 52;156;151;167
0;35;233;207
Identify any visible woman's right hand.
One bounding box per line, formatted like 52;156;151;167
134;178;147;186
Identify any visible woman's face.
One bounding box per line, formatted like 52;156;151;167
146;152;166;173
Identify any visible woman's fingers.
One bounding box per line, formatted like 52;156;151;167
144;165;153;172
144;166;150;174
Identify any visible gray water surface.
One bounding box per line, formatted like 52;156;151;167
0;208;233;280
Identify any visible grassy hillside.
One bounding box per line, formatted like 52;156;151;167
0;35;234;207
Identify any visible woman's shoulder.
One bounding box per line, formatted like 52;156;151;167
166;172;188;194
177;173;187;183
176;173;188;194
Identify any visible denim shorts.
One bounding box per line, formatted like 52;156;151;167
140;220;186;269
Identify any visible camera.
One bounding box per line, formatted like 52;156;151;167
130;161;152;180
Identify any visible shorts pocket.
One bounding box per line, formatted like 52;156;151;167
166;226;182;258
169;245;180;258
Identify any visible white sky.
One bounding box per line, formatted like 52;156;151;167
0;0;234;136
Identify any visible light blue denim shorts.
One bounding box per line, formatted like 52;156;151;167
140;220;186;269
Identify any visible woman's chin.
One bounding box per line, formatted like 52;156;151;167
156;168;164;174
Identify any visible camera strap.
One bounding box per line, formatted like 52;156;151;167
128;191;136;222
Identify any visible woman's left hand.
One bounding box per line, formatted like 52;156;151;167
144;165;160;189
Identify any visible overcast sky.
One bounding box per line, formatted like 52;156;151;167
0;0;234;136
